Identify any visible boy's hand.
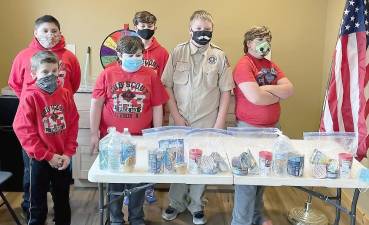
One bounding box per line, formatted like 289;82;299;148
49;154;63;169
90;132;100;155
58;155;71;170
173;114;188;126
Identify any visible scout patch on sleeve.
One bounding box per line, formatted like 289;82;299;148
208;55;217;64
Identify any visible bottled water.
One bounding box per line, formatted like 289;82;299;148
107;128;122;172
120;128;136;172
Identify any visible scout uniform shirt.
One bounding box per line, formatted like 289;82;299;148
161;41;234;128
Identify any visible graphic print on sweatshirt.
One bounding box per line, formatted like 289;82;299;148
41;104;66;134
143;59;158;73
256;68;277;86
58;61;67;86
111;81;148;118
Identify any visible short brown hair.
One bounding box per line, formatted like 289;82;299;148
133;11;157;25
243;26;272;53
116;36;144;54
30;51;59;72
35;15;60;30
190;10;214;27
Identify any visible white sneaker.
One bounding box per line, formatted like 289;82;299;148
192;211;207;225
162;206;180;221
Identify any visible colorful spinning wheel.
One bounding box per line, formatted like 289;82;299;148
100;29;138;68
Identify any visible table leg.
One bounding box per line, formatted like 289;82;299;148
333;188;342;225
350;188;360;225
98;183;105;225
106;183;110;225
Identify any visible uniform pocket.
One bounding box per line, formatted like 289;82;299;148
204;67;218;88
173;62;190;85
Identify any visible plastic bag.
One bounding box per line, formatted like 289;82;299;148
272;134;296;176
142;126;192;138
186;128;230;174
303;132;357;179
227;127;281;138
303;132;357;155
227;127;281;176
143;126;191;174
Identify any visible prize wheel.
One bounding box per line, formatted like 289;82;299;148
100;29;138;68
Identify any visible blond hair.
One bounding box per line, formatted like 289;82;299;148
190;10;214;26
243;26;272;53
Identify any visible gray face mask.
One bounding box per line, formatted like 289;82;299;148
36;75;58;93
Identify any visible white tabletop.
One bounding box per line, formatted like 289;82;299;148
88;137;369;188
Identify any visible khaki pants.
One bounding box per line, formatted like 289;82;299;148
168;183;206;213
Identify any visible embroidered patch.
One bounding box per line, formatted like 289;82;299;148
208;56;217;64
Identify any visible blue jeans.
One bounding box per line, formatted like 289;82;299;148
231;121;279;225
109;183;146;225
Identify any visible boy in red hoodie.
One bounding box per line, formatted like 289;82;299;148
8;15;81;98
13;51;79;225
133;11;169;78
8;15;81;217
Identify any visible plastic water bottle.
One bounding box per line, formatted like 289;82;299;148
107;128;121;172
120;128;136;172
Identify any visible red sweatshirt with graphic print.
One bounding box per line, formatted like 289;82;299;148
142;37;169;78
92;64;169;137
8;36;81;98
13;83;79;161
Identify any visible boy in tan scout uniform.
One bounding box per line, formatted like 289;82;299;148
161;10;234;225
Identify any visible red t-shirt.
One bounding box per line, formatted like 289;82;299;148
233;54;285;127
13;84;79;161
92;64;169;136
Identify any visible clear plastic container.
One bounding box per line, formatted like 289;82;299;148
106;127;122;172
120;128;136;172
98;127;116;170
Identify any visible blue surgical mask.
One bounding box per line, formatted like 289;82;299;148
122;57;143;73
36;74;58;93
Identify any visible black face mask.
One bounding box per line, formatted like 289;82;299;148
191;30;213;45
137;29;155;40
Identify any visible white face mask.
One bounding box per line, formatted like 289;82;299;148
37;33;61;49
34;22;61;49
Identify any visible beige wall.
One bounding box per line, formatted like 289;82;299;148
1;0;328;138
2;0;369;218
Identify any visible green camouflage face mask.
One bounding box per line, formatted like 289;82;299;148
255;41;271;56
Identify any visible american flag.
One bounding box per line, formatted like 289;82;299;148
320;0;369;160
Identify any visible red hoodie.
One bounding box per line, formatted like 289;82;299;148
13;84;79;161
143;37;169;78
8;36;81;98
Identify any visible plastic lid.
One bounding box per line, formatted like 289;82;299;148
189;149;202;159
259;151;272;160
107;127;116;133
339;152;353;161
